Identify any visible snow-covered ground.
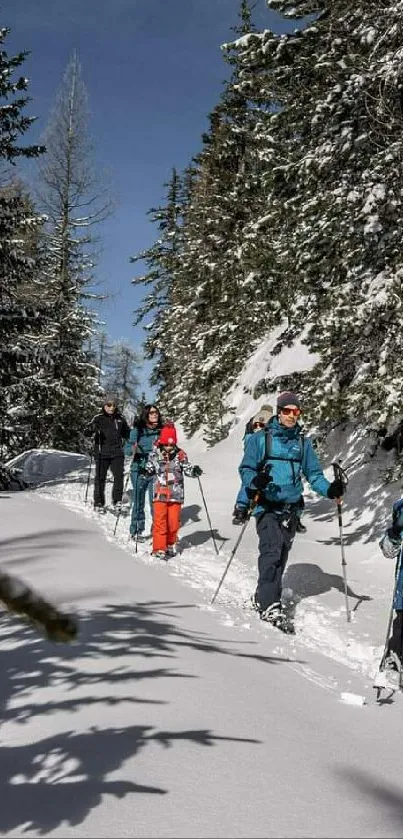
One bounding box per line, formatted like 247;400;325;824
34;332;402;685
2;332;403;838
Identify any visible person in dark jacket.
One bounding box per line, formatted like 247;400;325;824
125;404;164;540
238;391;344;629
86;394;130;512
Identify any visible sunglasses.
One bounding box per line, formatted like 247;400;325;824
253;421;266;429
105;402;116;408
280;407;301;417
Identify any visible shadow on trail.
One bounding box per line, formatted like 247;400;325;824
334;766;403;832
283;563;372;611
0;595;296;834
0;529;90;573
181;504;202;527
179;529;230;550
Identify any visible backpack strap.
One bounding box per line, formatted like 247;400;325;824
258;429;305;472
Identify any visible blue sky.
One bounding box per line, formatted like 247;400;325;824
6;0;289;397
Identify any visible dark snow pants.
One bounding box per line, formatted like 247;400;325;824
255;509;298;610
129;469;154;535
94;455;124;507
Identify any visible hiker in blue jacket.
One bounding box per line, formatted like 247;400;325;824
233;403;308;534
238;391;344;628
125;404;164;541
379;498;403;670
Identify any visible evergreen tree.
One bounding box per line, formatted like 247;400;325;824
131;167;184;415
102;339;141;418
35;52;110;452
0;26;48;457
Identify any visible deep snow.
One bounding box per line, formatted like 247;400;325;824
2;331;403;837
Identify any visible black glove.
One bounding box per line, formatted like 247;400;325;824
327;478;344;499
232;505;248;525
192;465;203;477
252;472;271;492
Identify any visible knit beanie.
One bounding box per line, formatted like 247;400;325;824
104;393;118;406
277;391;301;410
159;425;177;446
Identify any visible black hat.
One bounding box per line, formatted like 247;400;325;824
277;391;300;410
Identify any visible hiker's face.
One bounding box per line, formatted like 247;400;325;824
279;406;301;428
148;408;159;426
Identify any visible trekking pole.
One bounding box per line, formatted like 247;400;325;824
332;460;351;623
113;467;132;537
211;496;258;605
133;470;140;553
197;476;219;555
84;452;93;504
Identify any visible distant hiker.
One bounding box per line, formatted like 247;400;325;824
232;405;273;525
86;394;130;512
125;404;164;541
232;403;307;534
379;498;403;672
237;391;343;629
144;424;202;560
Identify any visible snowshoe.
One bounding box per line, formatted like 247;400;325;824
152;550;168;561
250;593;262;614
260;602;282;627
373;651;402;697
260;590;296;635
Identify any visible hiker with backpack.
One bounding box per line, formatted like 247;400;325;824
125;404;164;541
237;391;344;629
232;404;307;533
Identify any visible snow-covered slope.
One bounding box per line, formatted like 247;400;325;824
29;331;403;695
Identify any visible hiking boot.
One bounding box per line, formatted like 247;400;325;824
296;519;307;533
166;545;177;558
113;501;122;513
94;504;106;514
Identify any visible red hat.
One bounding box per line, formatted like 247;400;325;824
159;425;177;446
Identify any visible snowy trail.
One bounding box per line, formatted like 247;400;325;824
37;468;390;687
1;491;403;838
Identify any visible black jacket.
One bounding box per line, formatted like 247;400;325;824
87;410;130;458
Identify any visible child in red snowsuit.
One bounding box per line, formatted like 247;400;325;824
145;425;202;559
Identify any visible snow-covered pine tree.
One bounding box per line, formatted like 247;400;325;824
133;1;279;441
131;167;184;418
0;26;50;458
235;1;403;449
101;339;141;418
35;52;110;452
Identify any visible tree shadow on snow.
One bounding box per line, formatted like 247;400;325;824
283;563;372;612
0;597;298;834
333;766;403;830
0;529;91;574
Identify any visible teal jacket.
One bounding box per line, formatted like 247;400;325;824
239;417;330;515
125;424;161;472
